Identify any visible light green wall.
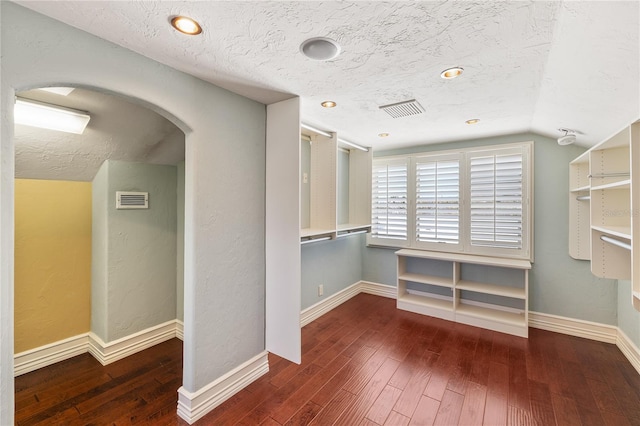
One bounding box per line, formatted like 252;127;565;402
301;234;364;309
177;161;185;322
92;160;178;342
618;280;640;347
362;132;618;325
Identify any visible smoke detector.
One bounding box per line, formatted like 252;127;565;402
557;128;577;145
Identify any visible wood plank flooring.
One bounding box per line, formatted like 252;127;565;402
15;294;640;425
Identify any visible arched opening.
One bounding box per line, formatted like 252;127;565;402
13;85;186;367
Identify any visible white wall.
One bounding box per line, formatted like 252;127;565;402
0;3;266;423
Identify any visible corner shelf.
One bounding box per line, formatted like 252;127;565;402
569;122;640;312
396;249;531;337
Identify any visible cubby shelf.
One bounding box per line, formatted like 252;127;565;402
396;249;531;337
569;122;640;312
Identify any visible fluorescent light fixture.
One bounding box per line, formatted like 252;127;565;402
14;98;90;134
38;87;75;96
338;138;369;152
301;122;332;138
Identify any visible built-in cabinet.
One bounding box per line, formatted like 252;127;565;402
300;128;372;243
396;249;531;337
569;122;640;311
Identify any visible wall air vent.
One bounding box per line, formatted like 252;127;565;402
116;191;148;209
379;99;425;119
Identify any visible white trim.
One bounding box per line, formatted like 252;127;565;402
616;328;640;375
177;351;269;424
176;320;184;341
14;333;89;377
528;311;618;344
300;281;396;327
88;320;178;366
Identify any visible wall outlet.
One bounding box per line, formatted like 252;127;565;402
303;172;308;184
318;284;323;296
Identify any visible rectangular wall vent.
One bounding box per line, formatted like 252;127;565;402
116;191;148;209
379;99;425;118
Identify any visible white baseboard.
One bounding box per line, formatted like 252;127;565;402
89;320;178;366
616;328;640;375
528;311;618;344
14;333;89;377
177;350;269;424
360;280;397;299
176;320;184;341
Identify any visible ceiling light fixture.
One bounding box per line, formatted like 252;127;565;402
321;101;337;108
300;37;341;61
441;67;464;79
14;98;91;134
378;133;390;138
171;16;202;35
557;128;577;145
465;118;480;125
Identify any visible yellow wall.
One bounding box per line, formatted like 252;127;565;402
14;179;92;353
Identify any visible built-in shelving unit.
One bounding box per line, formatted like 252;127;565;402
568;122;640;311
396;249;531;337
300;128;371;243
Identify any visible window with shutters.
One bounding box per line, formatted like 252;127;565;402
368;142;533;260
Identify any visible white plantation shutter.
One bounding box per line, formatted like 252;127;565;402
368;142;532;260
469;150;523;250
371;159;408;241
415;157;460;245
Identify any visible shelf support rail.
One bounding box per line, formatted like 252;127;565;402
576;195;591;201
588;172;630;178
600;235;631;251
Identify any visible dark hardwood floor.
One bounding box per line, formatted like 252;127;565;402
15;294;640;425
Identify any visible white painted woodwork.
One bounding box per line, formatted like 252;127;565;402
266;98;301;364
569;122;640;311
396;249;531;337
309;133;337;237
347;149;373;230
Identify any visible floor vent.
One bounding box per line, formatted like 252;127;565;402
116;191;148;209
379;99;425;118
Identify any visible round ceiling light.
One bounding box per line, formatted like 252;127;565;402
321;101;337;108
465;118;480;125
378;133;390;138
441;67;464;79
171;16;202;35
300;37;341;61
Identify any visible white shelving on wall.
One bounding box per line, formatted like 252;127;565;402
301;127;371;243
396;249;531;338
569;122;640;311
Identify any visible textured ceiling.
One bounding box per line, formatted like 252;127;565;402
15;88;184;181
16;1;640;151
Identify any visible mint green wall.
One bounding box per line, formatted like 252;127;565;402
92;160;178;342
177;161;185;322
362;132;618;325
301;234;364;309
618;280;640;347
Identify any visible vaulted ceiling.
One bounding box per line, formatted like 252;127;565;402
16;1;640;153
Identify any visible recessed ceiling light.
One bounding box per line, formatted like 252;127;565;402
171;16;202;35
321;101;337;108
441;67;464;79
378;133;390;138
300;37;341;61
465;118;480;125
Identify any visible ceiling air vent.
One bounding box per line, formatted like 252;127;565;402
379;99;425;119
116;191;148;209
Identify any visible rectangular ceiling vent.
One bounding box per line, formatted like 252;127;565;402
116;191;148;209
379;99;425;119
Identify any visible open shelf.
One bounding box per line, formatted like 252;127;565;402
570;185;591;193
591;179;630;191
591;225;631;240
399;273;452;288
456;280;526;299
396;250;530;337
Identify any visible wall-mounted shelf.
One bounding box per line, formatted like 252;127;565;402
300;128;371;244
569;122;640;311
396;249;531;337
